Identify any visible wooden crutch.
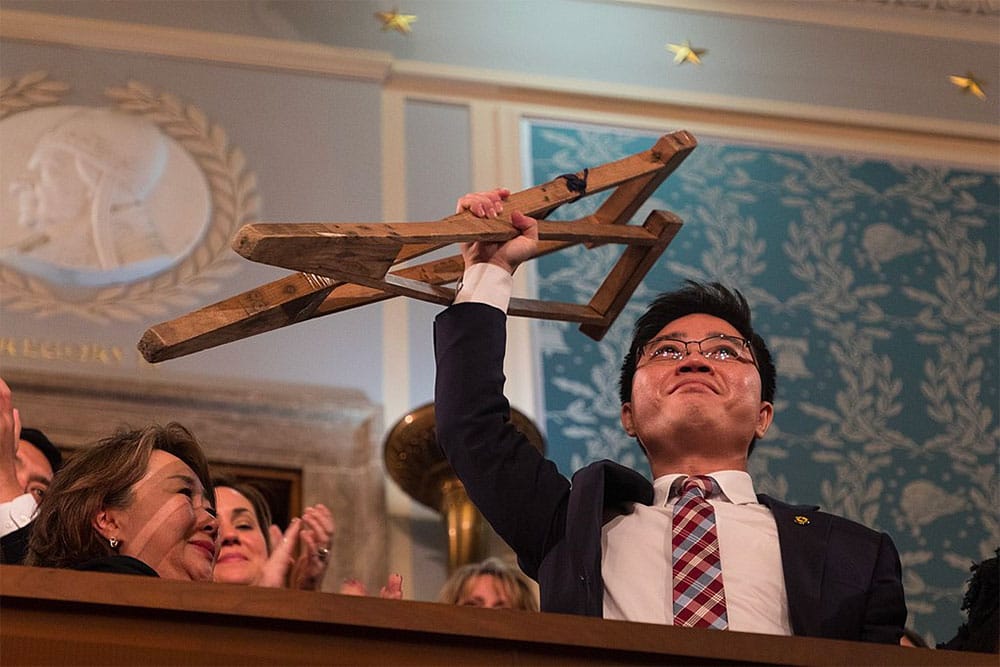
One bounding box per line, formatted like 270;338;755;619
138;130;696;362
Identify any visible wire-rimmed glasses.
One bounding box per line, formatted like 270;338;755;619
638;334;756;366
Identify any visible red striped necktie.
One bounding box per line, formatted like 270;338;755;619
671;475;728;629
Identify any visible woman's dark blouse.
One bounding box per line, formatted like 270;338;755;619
71;555;158;577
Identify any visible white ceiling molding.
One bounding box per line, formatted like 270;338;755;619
3;8;996;158
389;59;998;144
0;9;392;81
602;0;1000;42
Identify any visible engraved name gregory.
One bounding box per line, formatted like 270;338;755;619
0;336;125;365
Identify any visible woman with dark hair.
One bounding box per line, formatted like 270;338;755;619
212;476;333;590
26;423;217;580
213;477;403;596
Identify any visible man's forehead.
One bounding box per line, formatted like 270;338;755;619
16;440;54;478
657;313;741;338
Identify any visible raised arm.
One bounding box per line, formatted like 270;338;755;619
0;378;23;504
433;190;569;577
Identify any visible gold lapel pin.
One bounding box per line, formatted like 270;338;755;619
794;515;810;525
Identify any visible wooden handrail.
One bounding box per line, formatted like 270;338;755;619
2;565;991;666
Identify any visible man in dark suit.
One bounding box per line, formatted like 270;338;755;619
1;378;63;564
434;189;905;642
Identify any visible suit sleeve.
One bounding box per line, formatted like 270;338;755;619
434;302;570;577
861;531;907;644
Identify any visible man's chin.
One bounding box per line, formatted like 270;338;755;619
656;411;722;442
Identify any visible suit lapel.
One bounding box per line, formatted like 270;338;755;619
758;494;829;637
566;462;654;615
567;461;654;567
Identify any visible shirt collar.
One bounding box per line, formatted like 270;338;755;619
652;470;758;506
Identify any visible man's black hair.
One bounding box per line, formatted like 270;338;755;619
938;548;999;653
19;427;62;474
618;281;776;455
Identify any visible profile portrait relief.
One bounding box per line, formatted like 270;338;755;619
0;106;210;287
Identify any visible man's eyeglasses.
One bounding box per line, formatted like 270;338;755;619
638;334;756;366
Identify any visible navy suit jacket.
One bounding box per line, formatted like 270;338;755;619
434;302;906;643
0;523;31;564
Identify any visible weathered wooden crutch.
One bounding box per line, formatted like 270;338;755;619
138;130;697;362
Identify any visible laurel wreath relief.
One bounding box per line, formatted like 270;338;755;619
0;72;260;323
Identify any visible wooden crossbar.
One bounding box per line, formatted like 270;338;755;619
138;130;697;362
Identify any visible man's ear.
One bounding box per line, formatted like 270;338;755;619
755;401;774;439
92;508;121;540
620;403;636;437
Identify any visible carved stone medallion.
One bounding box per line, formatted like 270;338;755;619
0;73;260;322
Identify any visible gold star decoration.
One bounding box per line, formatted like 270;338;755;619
948;72;986;100
666;40;706;66
375;8;417;35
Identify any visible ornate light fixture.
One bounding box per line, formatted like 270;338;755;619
383;403;544;572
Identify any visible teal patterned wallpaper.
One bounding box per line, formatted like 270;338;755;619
528;120;999;644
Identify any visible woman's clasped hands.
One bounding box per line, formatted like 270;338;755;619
257;503;334;590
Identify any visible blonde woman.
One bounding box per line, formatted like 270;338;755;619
438;558;538;611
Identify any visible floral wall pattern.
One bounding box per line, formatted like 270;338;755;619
528;119;999;643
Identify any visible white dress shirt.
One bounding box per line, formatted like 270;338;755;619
1;493;38;538
602;470;792;634
453;262;512;312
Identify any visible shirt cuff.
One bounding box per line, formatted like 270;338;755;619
0;493;38;538
454;262;513;313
